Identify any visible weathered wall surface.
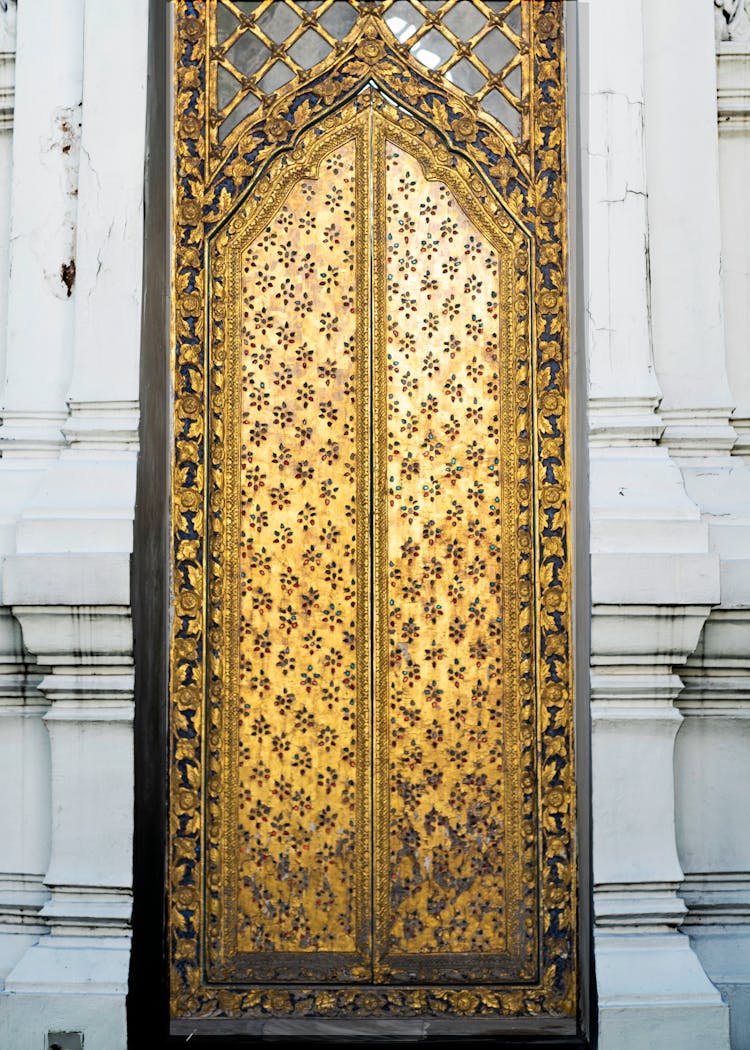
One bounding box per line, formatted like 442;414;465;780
586;1;748;1048
0;1;746;1048
0;1;148;1048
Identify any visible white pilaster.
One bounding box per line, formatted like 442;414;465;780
0;0;16;384
0;0;52;998
717;43;750;460
583;0;731;1044
0;607;49;987
0;4;86;988
61;0;145;457
0;2;149;1048
584;0;710;556
0;558;134;1050
702;49;750;1038
585;0;661;450
642;4;750;1048
643;0;735;458
0;0;83;454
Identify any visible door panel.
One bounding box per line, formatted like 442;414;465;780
210;116;374;984
234;134;372;976
373;132;535;982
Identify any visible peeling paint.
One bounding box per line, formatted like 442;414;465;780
39;104;81;301
60;258;75;296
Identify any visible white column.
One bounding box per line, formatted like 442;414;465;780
0;0;16;383
677;682;750;1044
0;1;149;1047
582;0;730;1045
2;555;134;1004
643;2;750;1046
0;0;54;996
14;0;148;557
585;0;661;448
0;605;50;986
717;41;750;459
0;3;87;988
0;0;83;455
584;0;709;558
643;0;735;457
62;0;144;455
648;7;750;1043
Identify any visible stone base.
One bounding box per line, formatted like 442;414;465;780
596;932;730;1050
0;934;129;1050
721;985;750;1050
0;991;125;1050
685;922;750;1050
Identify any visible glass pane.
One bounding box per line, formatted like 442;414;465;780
257;2;301;43
473;29;517;75
411;28;453;70
446;58;485;95
219;92;260;142
258;61;295;94
504;5;522;35
288;29;332;68
385;1;424;43
481;88;521;137
218;64;241;109
217;4;239;45
319;3;358;38
226;34;271;78
442;1;486;39
503;63;522;99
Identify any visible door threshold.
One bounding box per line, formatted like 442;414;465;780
170;1015;582;1044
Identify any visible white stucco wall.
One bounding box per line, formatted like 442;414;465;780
0;1;147;1048
0;2;747;1048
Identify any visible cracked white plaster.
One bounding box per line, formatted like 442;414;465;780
35;102;81;301
590;88;646;110
599;186;649;206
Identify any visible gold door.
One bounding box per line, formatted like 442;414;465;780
170;0;575;1025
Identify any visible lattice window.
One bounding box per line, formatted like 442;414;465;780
212;0;528;145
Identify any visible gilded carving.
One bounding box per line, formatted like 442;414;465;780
171;0;574;1023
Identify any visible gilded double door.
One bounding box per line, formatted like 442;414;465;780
209;102;537;988
170;8;576;1015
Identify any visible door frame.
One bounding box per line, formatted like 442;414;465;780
128;1;593;1045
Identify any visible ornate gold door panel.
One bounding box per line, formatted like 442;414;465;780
170;0;575;1027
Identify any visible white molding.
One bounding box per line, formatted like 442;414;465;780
682;873;750;924
62;400;139;452
594;883;688;929
0;52;13;134
718;43;750;129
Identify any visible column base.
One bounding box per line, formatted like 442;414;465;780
4;933;130;995
0;990;126;1050
596;931;730;1050
1;933;129;1050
